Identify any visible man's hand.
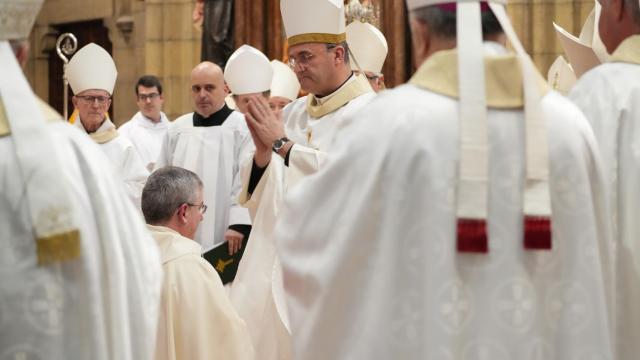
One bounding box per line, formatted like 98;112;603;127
247;120;272;168
246;96;286;150
225;228;245;255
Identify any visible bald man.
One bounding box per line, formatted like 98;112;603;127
156;62;253;266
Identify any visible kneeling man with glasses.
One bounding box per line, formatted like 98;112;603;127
143;166;254;360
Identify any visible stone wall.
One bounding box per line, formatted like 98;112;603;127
25;0;201;126
508;0;596;79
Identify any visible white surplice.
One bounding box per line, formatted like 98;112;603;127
118;111;170;171
230;74;375;360
155;111;252;251
74;118;149;207
569;34;640;360
148;225;254;360
1;102;162;358
275;48;614;359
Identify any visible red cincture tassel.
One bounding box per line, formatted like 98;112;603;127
523;216;552;250
457;219;488;253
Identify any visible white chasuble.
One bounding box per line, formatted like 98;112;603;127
148;225;254;360
276;47;614;359
229;74;375;360
74;117;149;208
1;109;161;360
569;34;640;360
155;110;252;252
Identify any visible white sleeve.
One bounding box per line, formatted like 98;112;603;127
286;143;327;187
153;130;173;172
229;127;253;226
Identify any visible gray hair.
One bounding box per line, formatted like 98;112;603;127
327;41;350;64
410;6;503;40
142;166;203;225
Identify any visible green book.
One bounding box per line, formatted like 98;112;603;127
203;238;249;285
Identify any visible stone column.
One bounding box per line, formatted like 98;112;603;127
143;0;201;122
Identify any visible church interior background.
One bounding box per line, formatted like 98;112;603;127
24;0;596;126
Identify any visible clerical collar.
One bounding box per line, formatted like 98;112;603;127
192;104;233;127
315;72;355;104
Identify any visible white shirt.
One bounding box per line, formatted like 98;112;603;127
119;111;170;171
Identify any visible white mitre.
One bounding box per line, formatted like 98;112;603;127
281;0;346;46
68;43;118;95
346;20;388;74
270;60;300;101
224;44;273;95
553;1;608;79
225;94;237;110
0;0;43;41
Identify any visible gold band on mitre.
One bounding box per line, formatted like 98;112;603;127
288;32;347;46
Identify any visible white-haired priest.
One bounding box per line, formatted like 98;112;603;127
68;43;149;207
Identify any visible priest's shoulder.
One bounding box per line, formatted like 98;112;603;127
225;110;249;130
366;84;458;120
169;112;195;131
117;112;141;133
571;62;630;98
47;120;111;164
342;85;457;144
281;94;309;121
542;91;595;141
37;97;64;124
350;90;376;106
169;252;225;287
110;131;138;149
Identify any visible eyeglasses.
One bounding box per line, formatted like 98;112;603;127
76;95;111;105
138;93;160;101
288;52;316;69
186;202;208;214
288;44;339;69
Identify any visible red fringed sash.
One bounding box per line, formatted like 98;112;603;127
457;217;552;253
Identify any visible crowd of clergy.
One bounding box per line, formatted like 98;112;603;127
2;0;640;359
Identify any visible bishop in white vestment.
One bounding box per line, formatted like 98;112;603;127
275;2;615;359
569;2;640;357
229;0;375;358
0;13;161;359
68;43;149;207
